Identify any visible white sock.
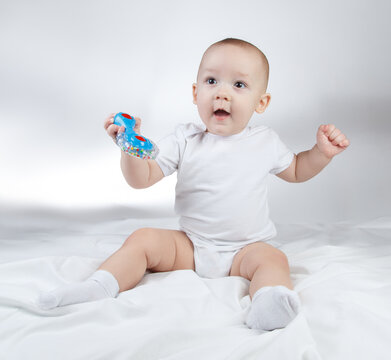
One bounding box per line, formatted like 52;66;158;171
245;285;301;331
37;270;120;310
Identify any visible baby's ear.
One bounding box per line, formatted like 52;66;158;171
255;93;271;114
192;83;198;104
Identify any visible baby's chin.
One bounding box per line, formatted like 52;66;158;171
205;124;245;137
204;121;227;134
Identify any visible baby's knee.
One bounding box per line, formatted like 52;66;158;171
268;247;289;265
240;245;289;276
261;247;289;270
123;228;156;250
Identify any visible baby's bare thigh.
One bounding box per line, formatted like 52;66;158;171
128;228;195;272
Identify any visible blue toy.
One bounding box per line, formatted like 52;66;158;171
113;112;159;160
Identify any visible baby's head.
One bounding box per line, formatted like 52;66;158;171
193;38;271;136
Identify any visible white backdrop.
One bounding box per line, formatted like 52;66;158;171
0;0;390;222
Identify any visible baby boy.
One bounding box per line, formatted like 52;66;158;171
38;38;349;331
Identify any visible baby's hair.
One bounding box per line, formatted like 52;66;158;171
198;38;270;92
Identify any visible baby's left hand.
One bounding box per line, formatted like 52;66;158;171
316;124;350;159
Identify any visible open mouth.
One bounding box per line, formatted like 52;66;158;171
214;109;230;120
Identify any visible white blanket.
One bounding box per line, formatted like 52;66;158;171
0;206;390;360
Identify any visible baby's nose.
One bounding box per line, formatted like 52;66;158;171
215;84;231;101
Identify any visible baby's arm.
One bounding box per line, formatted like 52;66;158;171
277;124;350;183
104;114;164;189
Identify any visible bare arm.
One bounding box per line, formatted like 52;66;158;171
104;114;164;189
277;124;350;183
120;153;164;189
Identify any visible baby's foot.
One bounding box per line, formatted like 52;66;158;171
246;285;300;331
37;270;119;310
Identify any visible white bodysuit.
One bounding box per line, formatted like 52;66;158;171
156;123;294;278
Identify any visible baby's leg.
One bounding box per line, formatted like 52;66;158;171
99;228;195;292
230;242;300;331
38;228;194;309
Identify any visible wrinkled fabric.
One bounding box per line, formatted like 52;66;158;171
1;207;390;359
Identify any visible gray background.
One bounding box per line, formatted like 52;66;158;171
1;0;390;223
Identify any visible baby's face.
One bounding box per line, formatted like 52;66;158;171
193;44;270;136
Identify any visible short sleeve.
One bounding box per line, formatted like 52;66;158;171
155;123;205;176
155;125;185;177
269;130;295;175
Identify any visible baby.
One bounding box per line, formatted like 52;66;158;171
38;38;349;331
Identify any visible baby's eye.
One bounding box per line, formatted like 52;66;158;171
207;78;217;85
234;81;246;89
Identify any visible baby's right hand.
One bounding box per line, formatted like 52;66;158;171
104;113;142;142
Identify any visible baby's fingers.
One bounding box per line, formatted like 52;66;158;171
103;113;116;130
133;117;142;135
331;133;346;146
322;124;338;138
339;138;350;147
328;128;350;148
104;113;125;141
107;124;125;140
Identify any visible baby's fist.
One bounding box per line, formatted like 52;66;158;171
103;113;142;142
316;124;350;159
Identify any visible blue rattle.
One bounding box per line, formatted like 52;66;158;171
113;112;159;160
